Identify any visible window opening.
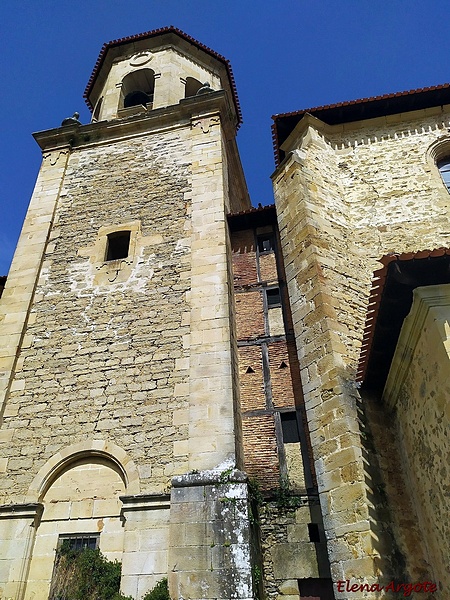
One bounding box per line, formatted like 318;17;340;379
308;523;321;542
185;77;203;98
49;534;107;600
257;234;275;253
106;231;131;261
121;69;155;109
266;287;281;307
245;366;255;374
93;97;103;122
124;90;152;108
279;361;288;369
437;157;450;191
58;533;100;552
281;412;300;443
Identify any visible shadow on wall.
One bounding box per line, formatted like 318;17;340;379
356;388;432;586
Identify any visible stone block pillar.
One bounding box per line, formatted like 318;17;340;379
120;494;171;599
168;469;254;600
0;503;42;600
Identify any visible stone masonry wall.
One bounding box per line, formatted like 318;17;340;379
273;110;450;597
0;128;193;501
0;101;249;599
393;286;450;595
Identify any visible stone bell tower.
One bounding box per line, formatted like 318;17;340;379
0;27;253;600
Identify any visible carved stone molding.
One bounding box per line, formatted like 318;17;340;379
191;116;220;134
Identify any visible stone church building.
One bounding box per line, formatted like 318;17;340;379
0;26;448;600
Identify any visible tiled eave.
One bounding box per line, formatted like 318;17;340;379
357;248;450;393
227;204;276;231
272;83;450;166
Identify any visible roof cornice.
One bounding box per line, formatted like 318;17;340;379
272;83;450;166
34;91;233;152
357;248;450;392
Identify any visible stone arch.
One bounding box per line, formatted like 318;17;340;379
25;439;140;502
184;76;203;98
426;135;450;163
426;136;450;194
23;441;140;598
120;68;155;109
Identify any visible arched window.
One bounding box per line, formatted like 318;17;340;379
121;69;155;109
184;77;203;98
437;157;450;191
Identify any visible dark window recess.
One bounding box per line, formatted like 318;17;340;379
437;157;450;191
266;287;281;307
121;69;155;110
257;234;275;253
58;534;99;552
106;231;131;261
308;523;321;542
0;276;6;300
124;90;153;108
281;412;300;443
245;366;255;374
279;361;288;369
298;578;335;600
185;77;203;98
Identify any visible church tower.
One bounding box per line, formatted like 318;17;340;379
0;27;253;600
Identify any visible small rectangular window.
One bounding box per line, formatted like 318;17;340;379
308;523;321;542
281;412;300;443
266;287;281;307
58;534;100;551
257;234;275;253
50;534;100;600
106;231;131;261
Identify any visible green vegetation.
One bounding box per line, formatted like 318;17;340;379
219;466;234;482
142;578;170;600
252;564;262;585
274;481;303;510
48;543;133;600
49;543;171;600
248;478;263;506
248;478;263;525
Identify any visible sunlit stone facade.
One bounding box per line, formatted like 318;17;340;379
0;27;449;600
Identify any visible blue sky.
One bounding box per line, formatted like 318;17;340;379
1;0;450;275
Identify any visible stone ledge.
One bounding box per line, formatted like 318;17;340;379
172;467;247;488
33;91;232;152
119;494;171;520
0;502;43;520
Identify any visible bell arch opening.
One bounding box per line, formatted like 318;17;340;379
120;68;155;109
184;77;203;98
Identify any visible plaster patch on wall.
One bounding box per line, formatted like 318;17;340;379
68;247;156;296
172;238;191;258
